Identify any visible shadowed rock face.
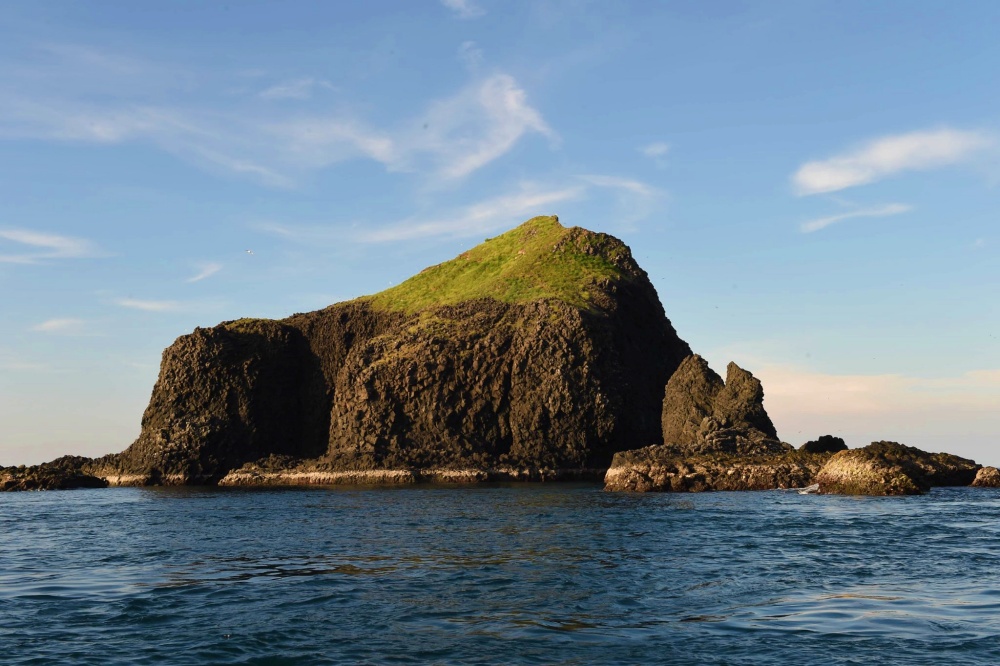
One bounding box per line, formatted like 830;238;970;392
1;456;107;491
660;355;783;456
799;435;848;454
93;319;336;484
89;217;692;484
815;441;980;495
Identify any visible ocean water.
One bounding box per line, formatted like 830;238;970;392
2;485;1000;665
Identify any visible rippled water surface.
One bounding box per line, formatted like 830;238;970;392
3;485;1000;664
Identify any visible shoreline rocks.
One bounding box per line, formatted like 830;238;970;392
972;467;1000;488
813;441;979;495
603;445;830;492
1;456;108;492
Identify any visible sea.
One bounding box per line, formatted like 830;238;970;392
2;484;1000;665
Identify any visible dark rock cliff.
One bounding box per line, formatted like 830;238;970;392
92;216;692;484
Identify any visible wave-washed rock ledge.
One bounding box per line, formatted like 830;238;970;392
217;464;606;486
604;441;985;495
603;446;831;492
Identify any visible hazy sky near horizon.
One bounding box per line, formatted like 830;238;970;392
1;1;998;466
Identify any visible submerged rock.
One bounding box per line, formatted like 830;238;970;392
815;441;980;495
972;466;1000;488
660;355;785;456
799;435;848;454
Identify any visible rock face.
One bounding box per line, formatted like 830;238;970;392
90;216;692;484
815;441;980;495
660;355;784;456
603;445;828;492
1;456;108;491
799;435;848;454
972;467;1000;488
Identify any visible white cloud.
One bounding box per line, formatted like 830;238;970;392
351;173;659;243
115;298;181;312
186;262;222;283
0;228;102;264
800;202;911;233
640;141;670;167
359;183;583;243
641;142;670;158
793;128;994;195
259;77;335;101
0;47;549;187
441;0;485;19
578;174;659;198
458;41;484;71
409;74;553;181
267;117;398;171
31;318;86;334
577;174;663;228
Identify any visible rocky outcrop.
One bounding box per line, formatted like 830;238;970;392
971;466;1000;488
86;216;691;485
216;455;604;486
799;435;848;454
89;318;339;484
1;456;108;491
815;441;980;495
660;355;784;456
603;445;829;492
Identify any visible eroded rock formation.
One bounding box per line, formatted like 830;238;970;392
660;355;785;456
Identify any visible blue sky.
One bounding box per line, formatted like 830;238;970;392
2;0;998;465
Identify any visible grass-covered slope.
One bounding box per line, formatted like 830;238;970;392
365;215;636;313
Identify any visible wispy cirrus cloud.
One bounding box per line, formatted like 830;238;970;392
793;128;994;195
577;174;665;228
0;228;103;264
406;74;554;180
258;77;336;101
800;202;912;233
31;318;86;334
359;183;583;243
458;41;484;72
441;0;485;19
272;173;660;245
115;298;181;312
0;45;550;187
186;262;222;283
639;141;670;167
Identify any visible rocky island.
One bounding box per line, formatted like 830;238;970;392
3;215;992;495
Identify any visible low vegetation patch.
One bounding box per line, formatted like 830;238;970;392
364;216;632;313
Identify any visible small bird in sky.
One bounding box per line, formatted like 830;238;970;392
246;249;254;255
